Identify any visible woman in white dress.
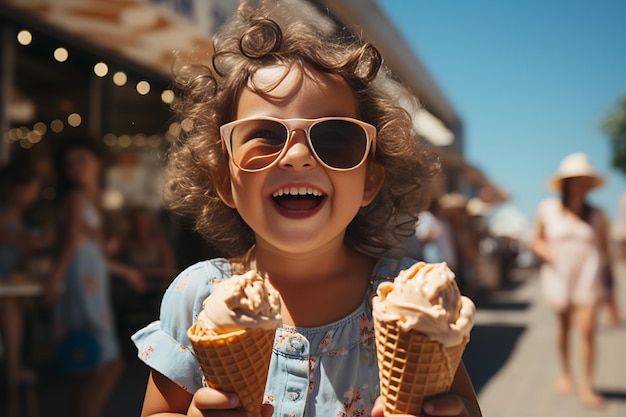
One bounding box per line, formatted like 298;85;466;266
532;152;614;408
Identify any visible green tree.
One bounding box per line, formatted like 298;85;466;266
601;94;626;176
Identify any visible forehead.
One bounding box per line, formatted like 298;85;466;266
568;175;594;183
237;64;358;119
563;175;595;190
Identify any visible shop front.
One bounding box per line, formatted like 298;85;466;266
0;1;237;272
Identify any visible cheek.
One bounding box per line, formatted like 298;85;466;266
333;169;369;208
228;170;263;209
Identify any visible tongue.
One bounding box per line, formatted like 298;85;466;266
275;195;321;211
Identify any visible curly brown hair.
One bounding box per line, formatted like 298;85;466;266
165;0;440;257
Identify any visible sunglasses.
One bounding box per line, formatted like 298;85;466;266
220;117;376;172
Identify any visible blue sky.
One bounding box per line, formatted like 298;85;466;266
378;0;626;221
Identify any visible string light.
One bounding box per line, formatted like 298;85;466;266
54;47;68;62
136;81;150;95
161;89;175;103
27;131;42;144
147;135;162;148
50;119;64;133
17;30;32;45
7;128;18;142
4;33;173;152
181;118;194;132
94;62;109;77
113;71;127;86
67;113;82;127
16;126;29;139
133;134;147;147
33;122;47;135
118;134;132;148
103;133;117;147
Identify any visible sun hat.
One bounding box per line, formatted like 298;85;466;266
548;152;604;191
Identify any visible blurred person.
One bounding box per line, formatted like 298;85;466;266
532;152;614;409
104;149;165;211
43;137;146;417
612;193;626;259
416;197;457;268
440;193;479;296
104;149;147;209
402;218;424;260
606;192;626;324
113;205;177;321
0;161;51;384
119;205;177;283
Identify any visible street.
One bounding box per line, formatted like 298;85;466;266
465;263;626;417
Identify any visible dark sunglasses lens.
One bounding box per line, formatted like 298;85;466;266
310;120;368;169
230;120;288;170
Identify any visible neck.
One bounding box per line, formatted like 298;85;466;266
237;242;376;327
563;195;586;216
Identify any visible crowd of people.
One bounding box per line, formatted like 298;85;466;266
0;142;177;417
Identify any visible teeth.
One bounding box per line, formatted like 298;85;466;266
272;187;323;197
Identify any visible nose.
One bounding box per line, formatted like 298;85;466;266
278;129;316;169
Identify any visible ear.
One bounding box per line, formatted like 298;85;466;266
215;173;237;208
361;162;384;207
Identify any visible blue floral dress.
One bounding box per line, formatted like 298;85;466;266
55;198;120;372
132;256;416;417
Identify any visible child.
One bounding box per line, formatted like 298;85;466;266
132;1;481;416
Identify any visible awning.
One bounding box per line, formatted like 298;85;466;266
1;0;237;81
4;0;462;142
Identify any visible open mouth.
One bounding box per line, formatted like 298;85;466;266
272;186;325;211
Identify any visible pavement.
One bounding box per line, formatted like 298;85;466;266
2;262;626;417
465;260;626;417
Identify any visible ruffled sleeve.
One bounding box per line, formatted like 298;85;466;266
367;256;418;311
371;256;418;280
131;258;232;393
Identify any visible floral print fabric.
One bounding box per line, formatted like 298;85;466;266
132;256;416;417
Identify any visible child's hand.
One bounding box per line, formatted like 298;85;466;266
419;394;481;417
372;394;481;417
187;387;273;417
186;387;241;416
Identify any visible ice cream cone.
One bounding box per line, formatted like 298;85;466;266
374;317;467;417
187;324;276;417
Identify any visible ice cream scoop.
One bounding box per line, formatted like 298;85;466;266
372;261;477;416
196;270;282;333
188;271;282;417
373;261;474;347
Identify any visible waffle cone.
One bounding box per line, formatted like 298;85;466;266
374;318;467;417
187;324;276;417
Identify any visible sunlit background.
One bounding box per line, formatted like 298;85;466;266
379;0;626;224
0;1;625;417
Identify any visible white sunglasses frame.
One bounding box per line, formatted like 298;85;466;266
220;116;377;172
